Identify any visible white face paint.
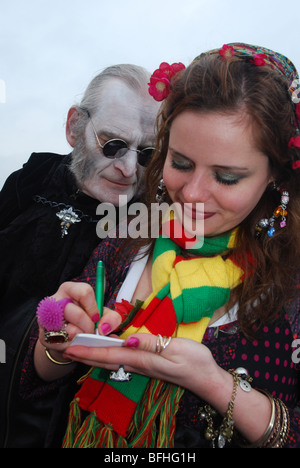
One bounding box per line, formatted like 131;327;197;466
75;80;159;205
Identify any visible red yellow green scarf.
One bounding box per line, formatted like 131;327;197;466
63;222;244;448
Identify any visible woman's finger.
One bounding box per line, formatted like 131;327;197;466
54;281;100;324
64;302;95;334
97;307;123;335
124;333;173;355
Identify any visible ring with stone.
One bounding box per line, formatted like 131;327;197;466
36;297;72;344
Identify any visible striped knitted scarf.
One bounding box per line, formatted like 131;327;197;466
63;223;245;448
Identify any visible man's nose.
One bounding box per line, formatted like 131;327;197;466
113;150;139;177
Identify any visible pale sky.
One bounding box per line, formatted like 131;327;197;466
1;0;299;188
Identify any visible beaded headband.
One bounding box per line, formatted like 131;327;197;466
148;43;300;170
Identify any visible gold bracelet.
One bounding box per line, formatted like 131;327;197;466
44;347;73;365
199;369;240;448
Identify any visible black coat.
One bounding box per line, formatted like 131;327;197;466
0;152;121;447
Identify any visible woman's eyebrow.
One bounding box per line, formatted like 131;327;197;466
168;146;190;159
213;165;250;172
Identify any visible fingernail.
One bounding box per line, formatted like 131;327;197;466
126;337;139;348
100;323;111;335
92;313;100;323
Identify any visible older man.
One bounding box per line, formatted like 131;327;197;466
0;64;159;447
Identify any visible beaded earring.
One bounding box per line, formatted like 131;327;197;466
255;187;289;238
156;178;167;203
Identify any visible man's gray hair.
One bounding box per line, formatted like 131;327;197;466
72;64;151;134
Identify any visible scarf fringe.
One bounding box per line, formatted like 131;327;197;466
62;398;81;448
63;379;184;448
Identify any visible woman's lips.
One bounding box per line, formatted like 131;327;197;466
180;202;215;220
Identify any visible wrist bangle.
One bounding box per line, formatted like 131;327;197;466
44;347;73;365
234;390;290;448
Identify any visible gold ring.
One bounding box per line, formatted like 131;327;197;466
156;334;172;353
44;329;69;344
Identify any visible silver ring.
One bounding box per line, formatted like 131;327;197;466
156;334;172;353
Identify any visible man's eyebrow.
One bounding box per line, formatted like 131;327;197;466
99;131;154;148
98;130;124;141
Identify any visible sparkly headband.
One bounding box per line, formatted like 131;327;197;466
148;43;300;169
195;42;299;90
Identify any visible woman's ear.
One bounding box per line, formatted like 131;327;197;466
66;107;81;148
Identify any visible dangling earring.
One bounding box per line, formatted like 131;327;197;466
255;186;289;238
156;178;167;203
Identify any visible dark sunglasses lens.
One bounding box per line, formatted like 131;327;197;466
138;148;155;167
103;140;128;158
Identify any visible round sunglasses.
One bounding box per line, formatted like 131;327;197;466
85;108;156;167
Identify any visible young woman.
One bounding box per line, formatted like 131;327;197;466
23;43;300;448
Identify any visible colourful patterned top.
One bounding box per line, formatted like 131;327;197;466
20;237;300;447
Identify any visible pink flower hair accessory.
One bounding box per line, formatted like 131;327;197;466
148;62;185;101
219;44;235;59
288;136;300;149
292;160;300;170
250;53;267;66
287;133;300;170
36;297;72;343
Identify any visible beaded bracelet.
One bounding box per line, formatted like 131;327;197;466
44;347;73;366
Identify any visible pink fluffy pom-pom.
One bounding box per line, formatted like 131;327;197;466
36;297;70;331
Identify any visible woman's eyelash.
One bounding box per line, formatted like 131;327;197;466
170;159;192;171
215;172;240;185
171;158;242;185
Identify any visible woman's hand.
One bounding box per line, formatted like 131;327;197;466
35;281;101;380
63;325;273;445
64;328;222;404
37;281;100;353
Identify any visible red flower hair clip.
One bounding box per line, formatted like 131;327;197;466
288;136;300;149
250;53;267;66
292;160;300;170
148;62;185;101
288;134;300;170
218;44;235;59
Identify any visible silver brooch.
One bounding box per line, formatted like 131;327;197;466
109;365;132;382
56;207;81;237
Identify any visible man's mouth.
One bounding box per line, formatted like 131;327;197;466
105;178;134;188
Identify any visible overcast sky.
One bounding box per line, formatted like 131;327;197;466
1;0;299;188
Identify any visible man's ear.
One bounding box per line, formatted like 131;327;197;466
66;106;81;148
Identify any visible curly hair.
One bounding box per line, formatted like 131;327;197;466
139;50;300;337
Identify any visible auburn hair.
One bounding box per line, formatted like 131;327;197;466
132;53;300;337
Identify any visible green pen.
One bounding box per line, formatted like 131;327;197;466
95;260;105;329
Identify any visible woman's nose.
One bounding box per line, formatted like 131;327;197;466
181;172;211;203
